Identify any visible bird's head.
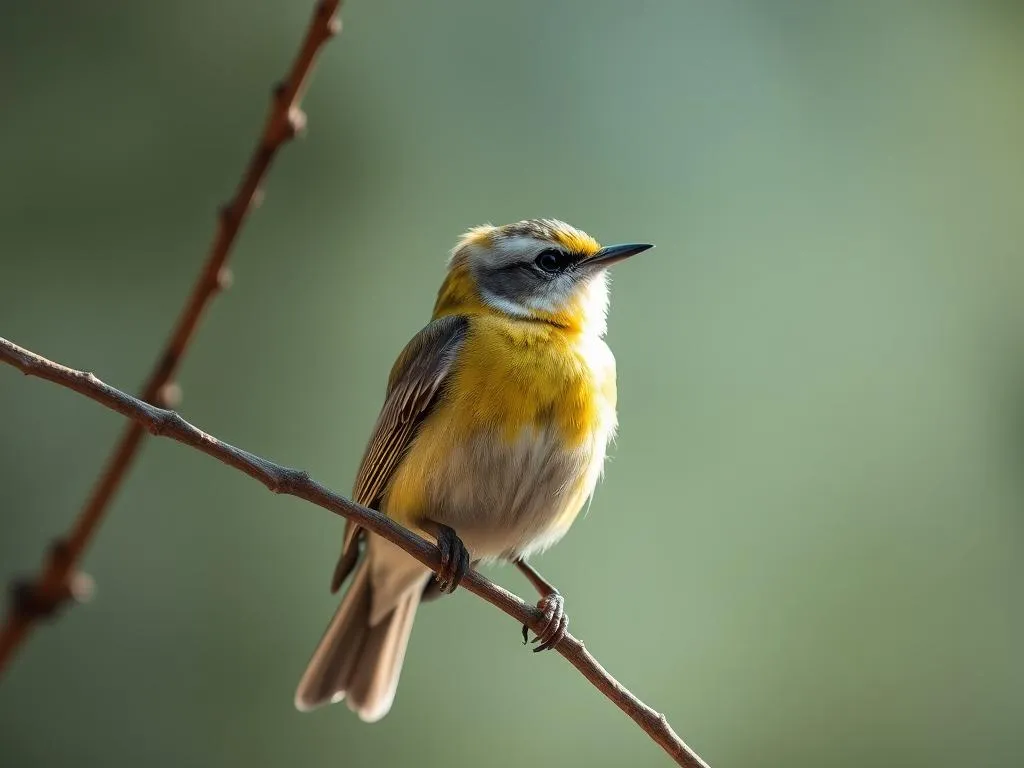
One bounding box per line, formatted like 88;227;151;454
434;219;653;334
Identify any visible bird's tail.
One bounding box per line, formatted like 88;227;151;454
294;558;422;722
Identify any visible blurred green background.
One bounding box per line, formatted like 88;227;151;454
2;1;1023;766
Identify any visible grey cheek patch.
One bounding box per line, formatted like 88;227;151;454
476;264;542;307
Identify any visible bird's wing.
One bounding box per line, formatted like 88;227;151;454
331;314;470;592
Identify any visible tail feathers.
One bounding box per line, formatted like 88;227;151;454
294;560;422;722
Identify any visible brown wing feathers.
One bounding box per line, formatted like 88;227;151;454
330;315;469;593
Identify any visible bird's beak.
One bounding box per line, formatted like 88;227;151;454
585;242;654;269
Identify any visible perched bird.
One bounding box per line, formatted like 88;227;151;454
295;219;652;721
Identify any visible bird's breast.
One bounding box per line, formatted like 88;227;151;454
383;316;617;559
447;316;617;444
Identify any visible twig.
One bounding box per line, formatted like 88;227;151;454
0;0;342;674
0;337;711;768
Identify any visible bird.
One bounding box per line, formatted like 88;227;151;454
294;218;653;721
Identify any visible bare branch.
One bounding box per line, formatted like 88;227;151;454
0;337;710;768
0;2;710;764
0;0;342;674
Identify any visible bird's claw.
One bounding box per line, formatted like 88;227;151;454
434;524;469;593
523;592;567;652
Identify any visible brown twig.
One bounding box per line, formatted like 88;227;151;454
0;337;711;768
0;0;342;674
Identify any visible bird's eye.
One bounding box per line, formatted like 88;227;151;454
534;248;570;273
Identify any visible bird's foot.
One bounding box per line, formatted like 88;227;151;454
432;524;470;593
522;592;568;652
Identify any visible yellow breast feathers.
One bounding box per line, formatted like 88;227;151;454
446;315;617;446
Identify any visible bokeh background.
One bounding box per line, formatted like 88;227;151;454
2;1;1023;766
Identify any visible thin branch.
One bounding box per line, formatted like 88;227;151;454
0;337;710;768
0;0;342;674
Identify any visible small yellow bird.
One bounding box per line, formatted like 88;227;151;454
295;219;652;720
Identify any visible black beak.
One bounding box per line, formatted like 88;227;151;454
586;242;654;268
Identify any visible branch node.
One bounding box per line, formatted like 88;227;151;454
151;410;184;437
10;580;59;621
8;543;93;621
272;79;289;103
272;467;311;494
